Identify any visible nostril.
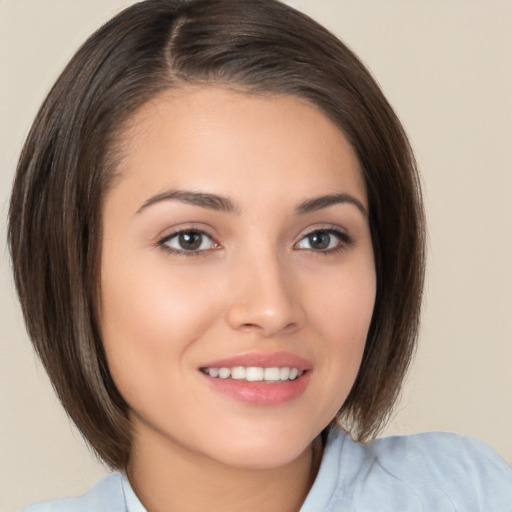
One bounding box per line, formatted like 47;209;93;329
240;322;259;331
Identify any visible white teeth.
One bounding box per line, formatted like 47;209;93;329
203;366;304;382
231;367;245;380
208;367;220;378
218;367;231;379
264;367;280;381
246;367;264;381
279;367;290;380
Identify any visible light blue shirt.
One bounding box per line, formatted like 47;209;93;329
22;429;512;511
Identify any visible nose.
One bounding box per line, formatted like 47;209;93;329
225;251;306;337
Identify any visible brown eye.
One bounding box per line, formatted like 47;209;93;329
307;231;332;250
177;232;203;250
295;228;352;252
160;230;217;253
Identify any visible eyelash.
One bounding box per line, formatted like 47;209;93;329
157;227;353;257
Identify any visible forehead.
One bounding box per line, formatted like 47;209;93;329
109;86;367;209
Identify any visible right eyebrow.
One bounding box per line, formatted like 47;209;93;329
136;189;240;215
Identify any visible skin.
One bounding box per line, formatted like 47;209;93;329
100;87;376;512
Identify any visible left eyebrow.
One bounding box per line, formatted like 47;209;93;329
296;193;368;217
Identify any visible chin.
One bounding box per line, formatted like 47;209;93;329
198;422;318;470
209;444;309;471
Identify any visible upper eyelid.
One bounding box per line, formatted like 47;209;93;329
296;224;350;240
157;224;218;242
161;229;216;243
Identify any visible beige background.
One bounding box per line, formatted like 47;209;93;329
1;0;511;510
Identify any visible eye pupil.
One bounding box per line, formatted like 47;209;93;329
308;231;331;250
179;232;202;250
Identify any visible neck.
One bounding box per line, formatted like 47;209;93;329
126;427;323;512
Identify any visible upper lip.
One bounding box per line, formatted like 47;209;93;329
200;351;313;370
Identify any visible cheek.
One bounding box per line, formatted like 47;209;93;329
305;258;376;411
99;255;222;394
311;253;376;347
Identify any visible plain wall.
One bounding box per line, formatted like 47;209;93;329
1;1;511;510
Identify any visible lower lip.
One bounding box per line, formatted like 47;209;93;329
200;371;311;406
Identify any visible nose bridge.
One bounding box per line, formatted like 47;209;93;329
226;242;304;336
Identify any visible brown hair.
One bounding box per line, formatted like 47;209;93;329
8;0;425;469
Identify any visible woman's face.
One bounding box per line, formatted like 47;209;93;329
101;87;376;470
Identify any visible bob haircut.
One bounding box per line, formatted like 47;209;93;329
8;0;425;469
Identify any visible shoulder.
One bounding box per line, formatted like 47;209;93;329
21;472;126;512
356;432;512;510
372;430;509;471
306;430;512;511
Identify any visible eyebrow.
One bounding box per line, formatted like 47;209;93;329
296;193;367;217
136;190;240;214
136;190;367;217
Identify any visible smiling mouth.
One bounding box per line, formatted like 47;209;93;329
200;366;305;382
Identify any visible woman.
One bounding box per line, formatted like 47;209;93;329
8;0;511;510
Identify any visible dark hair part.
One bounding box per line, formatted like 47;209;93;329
8;0;425;469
